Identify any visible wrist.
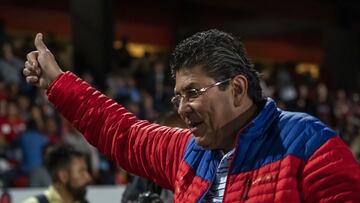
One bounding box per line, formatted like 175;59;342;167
46;71;66;94
50;69;64;84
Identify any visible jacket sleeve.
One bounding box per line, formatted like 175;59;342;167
46;71;192;190
301;136;360;202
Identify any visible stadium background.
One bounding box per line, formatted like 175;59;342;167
0;0;359;202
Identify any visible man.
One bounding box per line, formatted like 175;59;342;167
23;30;360;202
22;145;92;203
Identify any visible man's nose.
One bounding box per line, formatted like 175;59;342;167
177;98;191;115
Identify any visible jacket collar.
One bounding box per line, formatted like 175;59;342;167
239;97;280;140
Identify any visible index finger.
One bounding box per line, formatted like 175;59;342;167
26;51;39;67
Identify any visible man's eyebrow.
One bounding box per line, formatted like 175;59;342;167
184;83;198;89
174;82;198;94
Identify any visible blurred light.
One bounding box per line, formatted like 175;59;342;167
295;63;319;78
113;40;165;57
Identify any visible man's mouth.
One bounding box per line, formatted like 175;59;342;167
188;121;203;132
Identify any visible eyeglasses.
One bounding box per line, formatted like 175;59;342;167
171;78;232;109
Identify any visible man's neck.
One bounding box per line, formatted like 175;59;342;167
219;102;260;153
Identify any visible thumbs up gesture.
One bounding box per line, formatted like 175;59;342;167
23;33;63;89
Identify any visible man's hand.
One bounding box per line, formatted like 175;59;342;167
23;33;64;89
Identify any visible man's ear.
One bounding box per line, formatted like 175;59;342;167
57;169;69;184
232;75;248;107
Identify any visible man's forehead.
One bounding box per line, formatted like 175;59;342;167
70;156;87;167
175;65;213;80
174;67;210;91
176;66;203;76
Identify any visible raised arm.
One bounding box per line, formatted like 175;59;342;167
23;33;192;190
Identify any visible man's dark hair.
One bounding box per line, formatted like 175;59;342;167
45;145;87;182
170;29;263;104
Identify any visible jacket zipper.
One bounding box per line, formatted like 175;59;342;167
222;122;252;202
222;134;242;201
241;177;252;202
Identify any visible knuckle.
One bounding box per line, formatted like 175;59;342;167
23;69;28;76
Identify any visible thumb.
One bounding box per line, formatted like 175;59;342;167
34;33;48;53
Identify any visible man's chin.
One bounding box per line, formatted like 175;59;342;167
194;136;211;149
72;188;87;201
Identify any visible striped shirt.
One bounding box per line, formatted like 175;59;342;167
204;149;235;203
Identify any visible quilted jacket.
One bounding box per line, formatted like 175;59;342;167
47;72;360;202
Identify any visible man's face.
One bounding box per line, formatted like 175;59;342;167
66;157;92;201
174;66;237;150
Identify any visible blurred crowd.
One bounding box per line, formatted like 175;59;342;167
0;30;359;189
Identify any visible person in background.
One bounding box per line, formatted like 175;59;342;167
18;118;49;178
28;143;53;188
22;145;92;203
0;41;24;85
0;187;11;203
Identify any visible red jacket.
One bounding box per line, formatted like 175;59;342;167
47;72;360;202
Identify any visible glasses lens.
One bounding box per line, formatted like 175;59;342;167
171;96;180;109
185;89;199;99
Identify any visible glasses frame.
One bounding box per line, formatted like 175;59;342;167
171;78;232;109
